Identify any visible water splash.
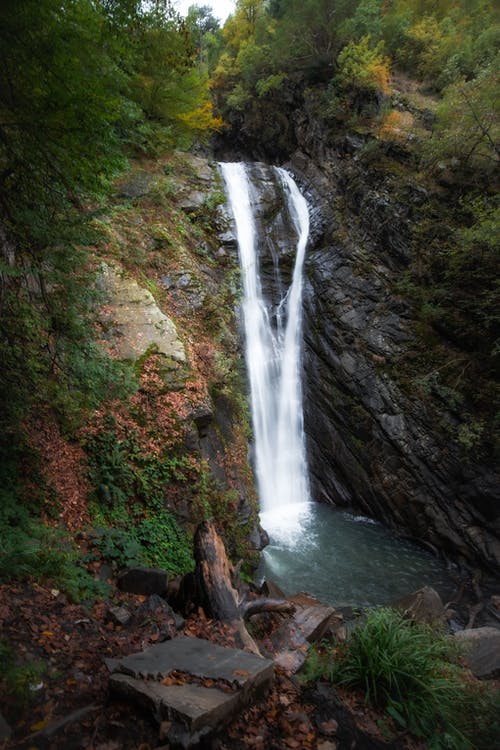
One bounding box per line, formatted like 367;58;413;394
220;162;311;544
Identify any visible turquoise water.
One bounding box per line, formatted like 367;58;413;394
258;503;456;608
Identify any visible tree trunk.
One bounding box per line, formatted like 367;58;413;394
191;520;294;657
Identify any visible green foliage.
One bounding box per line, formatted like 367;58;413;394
426;61;499;170
303;608;499;749
336;37;390;94
85;416;194;575
0;640;45;707
86;416;190;508
0;480;108;602
0;0;221;444
90;509;194;575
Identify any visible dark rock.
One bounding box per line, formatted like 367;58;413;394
248;523;269;551
269;594;339;672
178;191;206;212
117;567;169;596
455;626;500;678
190;405;213;438
133;594;184;632
296;157;500;574
391;586;448;624
107;605;132;627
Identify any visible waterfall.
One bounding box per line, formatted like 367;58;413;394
220;162;311;543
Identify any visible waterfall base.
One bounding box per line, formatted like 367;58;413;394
258;503;456;608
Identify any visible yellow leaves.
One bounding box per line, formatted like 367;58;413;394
30;719;49;731
366;60;391;95
377;109;418;142
378;109;404;138
337;37;391;96
177;101;225;135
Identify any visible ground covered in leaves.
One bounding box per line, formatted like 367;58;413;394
0;580;427;750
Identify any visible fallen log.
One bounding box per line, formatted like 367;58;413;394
190;520;294;656
241;598;295;621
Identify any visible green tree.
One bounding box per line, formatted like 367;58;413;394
337;36;391;95
426;61;499;170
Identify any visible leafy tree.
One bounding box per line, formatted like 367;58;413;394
185;4;222;71
426;61;499;170
337;36;391;95
0;0;223;471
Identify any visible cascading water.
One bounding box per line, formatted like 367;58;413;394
221;162;456;606
220;162;311;543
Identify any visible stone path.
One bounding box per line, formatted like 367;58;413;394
106;635;274;748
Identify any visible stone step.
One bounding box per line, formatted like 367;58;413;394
106;635;274;748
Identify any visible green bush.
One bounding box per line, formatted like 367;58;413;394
85;417;194;575
0;507;108;603
89;512;194;575
0;640;45;707
303;608;499;749
0;449;108;602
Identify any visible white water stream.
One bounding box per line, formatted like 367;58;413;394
220;162;311;543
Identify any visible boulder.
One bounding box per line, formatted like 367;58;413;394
117;567;169;597
97;264;186;363
178;191;206;212
116;170;156;199
132;594;184;636
269;593;341;672
391;586;448;624
107;605;132;627
455;626;500;678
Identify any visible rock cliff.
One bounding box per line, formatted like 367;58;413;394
216;94;500;575
290;147;500;574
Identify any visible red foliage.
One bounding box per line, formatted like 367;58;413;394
27;417;91;531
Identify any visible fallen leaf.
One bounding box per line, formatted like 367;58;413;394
30;719;48;731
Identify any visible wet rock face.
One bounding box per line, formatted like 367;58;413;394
216;102;500;574
290;151;500;575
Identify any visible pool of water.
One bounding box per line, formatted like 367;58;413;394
258;503;457;608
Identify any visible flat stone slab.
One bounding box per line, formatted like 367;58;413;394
107;636;274;744
110;674;241;730
106;635;273;689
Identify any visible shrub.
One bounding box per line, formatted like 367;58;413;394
303;608;499;749
85;417;194;575
0;452;108;602
0;510;108;602
0;640;45;707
